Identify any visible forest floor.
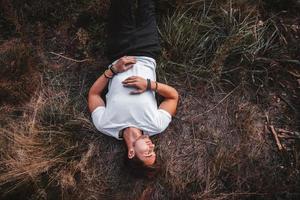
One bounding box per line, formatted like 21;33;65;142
0;0;299;199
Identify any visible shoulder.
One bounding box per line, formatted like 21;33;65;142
91;106;106;131
154;109;172;132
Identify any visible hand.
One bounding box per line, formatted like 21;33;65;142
112;56;136;73
122;76;148;94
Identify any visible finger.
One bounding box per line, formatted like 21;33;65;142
119;56;133;64
130;90;143;95
124;61;136;66
124;64;134;70
123;82;137;87
124;57;136;64
124;56;136;61
122;79;136;84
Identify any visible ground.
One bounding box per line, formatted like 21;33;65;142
0;0;299;200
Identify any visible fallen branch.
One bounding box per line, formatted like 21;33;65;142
277;134;299;139
264;112;270;124
49;52;91;63
277;129;300;139
277;128;294;134
269;125;284;151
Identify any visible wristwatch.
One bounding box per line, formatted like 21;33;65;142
109;64;118;75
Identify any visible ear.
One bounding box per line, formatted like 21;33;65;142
128;148;135;159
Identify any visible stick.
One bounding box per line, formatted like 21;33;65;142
269;125;284;151
49;52;91;63
277;134;299;139
278;129;300;138
278;131;292;138
264;112;270;125
277;128;293;134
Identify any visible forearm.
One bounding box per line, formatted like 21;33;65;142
150;81;178;116
89;70;113;95
121;76;178;115
150;81;178;100
88;56;136;113
88;70;114;112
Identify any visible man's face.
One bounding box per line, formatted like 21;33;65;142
133;135;156;166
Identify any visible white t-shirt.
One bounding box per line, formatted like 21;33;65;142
91;56;172;140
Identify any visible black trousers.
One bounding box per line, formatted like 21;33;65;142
106;0;161;63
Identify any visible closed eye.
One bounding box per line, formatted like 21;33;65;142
144;149;155;157
144;153;155;158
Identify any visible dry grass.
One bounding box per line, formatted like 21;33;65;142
0;39;40;105
0;0;299;199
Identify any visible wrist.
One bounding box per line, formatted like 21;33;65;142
104;69;114;79
150;80;158;92
110;64;118;74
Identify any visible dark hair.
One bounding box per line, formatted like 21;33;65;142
124;155;161;179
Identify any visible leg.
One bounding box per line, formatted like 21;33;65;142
107;0;136;34
106;0;136;62
126;0;161;60
136;0;156;28
106;0;161;62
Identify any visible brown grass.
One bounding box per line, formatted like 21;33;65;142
0;39;40;105
0;0;299;199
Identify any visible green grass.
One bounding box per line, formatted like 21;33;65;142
0;0;299;199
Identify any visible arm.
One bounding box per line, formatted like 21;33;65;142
122;77;179;116
88;56;136;113
88;71;112;113
151;81;179;116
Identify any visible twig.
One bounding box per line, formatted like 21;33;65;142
264;112;270;125
269;125;284;151
192;85;239;119
277;134;299;139
30;94;43;131
277;128;293;134
49;52;91;63
277;129;300;139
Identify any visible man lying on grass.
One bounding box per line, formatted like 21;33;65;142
88;0;178;178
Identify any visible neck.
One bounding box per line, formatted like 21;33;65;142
123;127;142;149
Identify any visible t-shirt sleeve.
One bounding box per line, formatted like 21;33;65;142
91;106;106;131
155;109;172;133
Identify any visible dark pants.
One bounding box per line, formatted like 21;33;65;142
106;0;161;63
